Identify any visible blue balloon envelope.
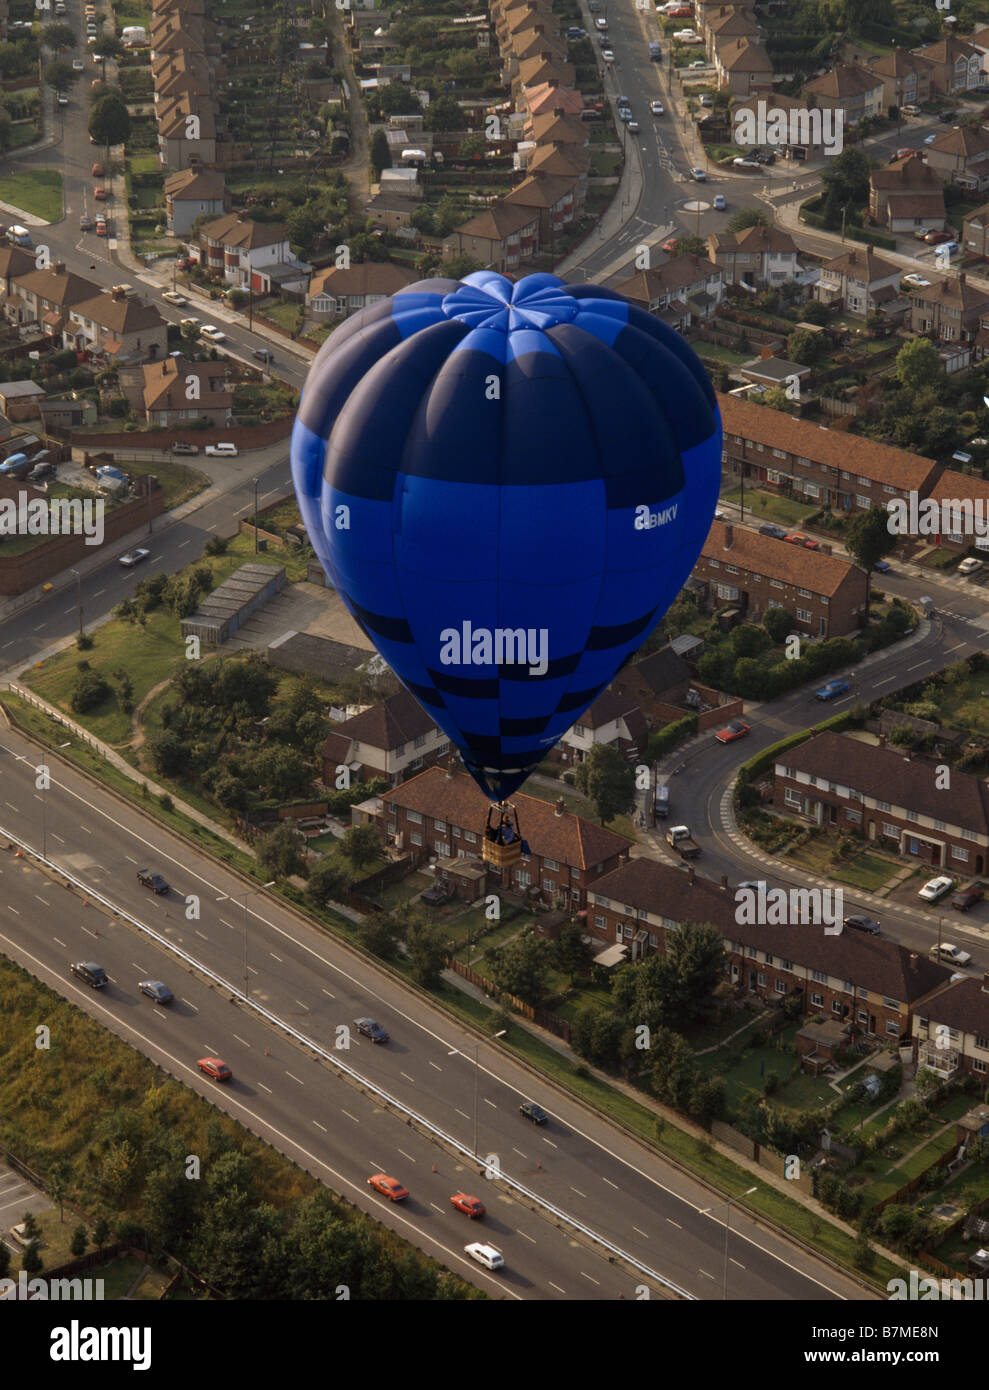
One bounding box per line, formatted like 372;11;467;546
291;271;722;802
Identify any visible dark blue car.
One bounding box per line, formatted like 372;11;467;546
814;680;850;701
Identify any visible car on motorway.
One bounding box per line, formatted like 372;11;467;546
602;48;615;61
136;868;170;893
72;58;84;71
119;548;150;568
204;442;238;457
689;166;707;181
650;100;665;115
138;979;174;1003
91;162;104;178
785;532;819;549
464;1242;504;1271
814;680;850;701
170;441;199;454
197;1057;233;1082
713;193;727;210
758;522;786;539
618;108;631;122
627;119;640;132
958;557;983;576
900;273;931;289
929;942;972;966
450;1193;486;1219
951;887;984;912
354;1017;389;1043
95;219;107;237
199;324;226;342
161;290;187;306
919;876;954;903
79;215;92;231
71;961;108;989
595;15;608;27
873;558;892;572
715;718;750;744
844;915;881;936
520;1100;548;1124
367;1173;409;1201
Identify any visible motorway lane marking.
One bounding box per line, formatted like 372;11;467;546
635;1226;651;1238
178;539;191;548
429;1202;443;1214
341;1110;359;1123
94;590;105;598
541;1136;557;1147
946;642;966;652
195;930;208;941
428;1060;442;1071
63;608;75;615
907;661;928;671
294;999;309;1011
257;1082;272;1093
125;855;138;864
150;556;162;563
580;1272;600;1285
313;1120;327;1132
455;1108;470;1121
132;962;145;971
731;1258;746;1269
602;1177;619;1190
53;937;66;947
570;1187;587;1199
80;826;92;834
512;1148;527;1159
51;835;64;844
232;1034;250;1047
874;675;896;685
180;1000;197;1010
285;1071;304;1085
7;905;19;915
321;987;335;999
548;1281;566;1295
153;1009;168;1021
483;1098;497;1109
517;1229;535;1243
270;951;283;962
220;918;235;929
699;1269;715;1280
666;1219;682;1230
4;803;19;812
400;1071;415;1084
398;1149;416;1163
35;896;49;906
247;965;258;976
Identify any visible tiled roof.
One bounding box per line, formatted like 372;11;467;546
884;192;946;221
912;36;981;64
202;214;286;250
804;62;883;99
73;292;164;333
447;202;538;240
822;246;900;281
524;83;585;116
15;268;99;308
870;49;935;78
329;689;437;753
309;261;418;299
578;688;642;730
381;767;631;870
717;391;940;492
517;56;575;88
709;222;798;255
504;171;577;208
142;356;230;411
922;977;989;1036
928;467;989;508
780;731;989;835
701;521;861;597
871;154;943;190
165;167;226;199
914;276;989;311
528;112;588;144
613;253;720;300
929;125;989;158
718;36;772;72
623;644;692;696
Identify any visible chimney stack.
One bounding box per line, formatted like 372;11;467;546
723;524;734;550
879;733;886;748
553;107;564;118
688;864;695;885
760;345;774;361
54;261;66;274
721;873;728;890
909;952;918;970
555;797;565;817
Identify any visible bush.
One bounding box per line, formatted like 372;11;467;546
70;670;111;713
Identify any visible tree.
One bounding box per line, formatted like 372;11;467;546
0;1240;9;1280
88;92;131;148
458;132;487;158
585;743;635;825
424;95;466;131
305;858;350;910
49;1161;70;1221
357;910;402;960
763;605;793;645
256;822;304;880
845;506;897;611
487;932;553;1005
554;922;593;983
21;1211;40;1242
786;328;826;366
44;59;77;92
895;336;942;395
369;128;391;177
441;253;481;280
727;207;768;232
674;234;707;258
22;1240;43;1275
93;1216;111;1246
820;148;872;210
339;824;382;871
42;23;77;50
405;915;448;989
410;205;435;235
70;1225;88;1258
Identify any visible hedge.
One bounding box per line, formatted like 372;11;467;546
650;712;698;757
736;709;857;783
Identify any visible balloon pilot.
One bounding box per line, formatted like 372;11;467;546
481;802;528;868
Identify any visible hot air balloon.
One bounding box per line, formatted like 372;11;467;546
291;271;722;819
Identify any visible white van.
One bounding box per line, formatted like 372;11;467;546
465;1242;504;1271
204;442;238;457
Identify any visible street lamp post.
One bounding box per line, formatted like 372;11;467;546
700;1186;757;1300
217;882;275;1000
253;477;260;552
41;741;71;860
449;1032;506;1157
69;568;82;635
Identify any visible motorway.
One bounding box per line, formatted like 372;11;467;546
0;719;870;1300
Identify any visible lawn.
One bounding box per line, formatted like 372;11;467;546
89;1256;148;1300
695;342;751;365
830;852;902;894
589;150;622;176
901;668;989;740
863;1130;959;1208
0;169;63;222
720;486;818;526
95;456;209;511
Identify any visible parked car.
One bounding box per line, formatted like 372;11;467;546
843;916;880;936
925;229;952;244
595;15;608;27
197;1057;232;1082
902;272;931;287
520;1100;548;1124
199;324;226;342
138;979;173;1003
951;887;984;912
715;719;750;743
119;548;150;568
72;58;84;71
689;166;707;181
354;1017;389;1043
958;557;983;576
161;290;187;306
688;59;707;68
136;867;169;893
914;228;936;241
450;1193;486;1218
56;91;69;105
367;1173;408;1201
627;120;640;132
873;558;892;572
465;1242;504;1271
650;100;665;116
814;680;850;701
752;149;776;164
602;48;615;61
713;194;727;210
929;942;972;966
170;441;199;455
758;522;786;539
93;186;107;200
204;442;238;457
733;157;761;170
785;532;819;549
918;876;954;902
91;162;104;177
71;961;108;988
662;236;679;253
901;104;922;116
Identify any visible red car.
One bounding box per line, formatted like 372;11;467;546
450;1192;486;1219
93;186;107;200
197;1056;232;1082
924;229;952;244
368;1173;409;1201
715;719;750;744
951;887;984;912
662;236;679;253
91;162;104;177
785;532;819;550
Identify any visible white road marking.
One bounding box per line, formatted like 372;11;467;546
548;1281;566;1295
257;1082;272;1094
313;1120;327;1132
232;1034;250;1048
428;1061;442;1071
341;1110;359;1124
285;1071;304;1085
400;1071;415;1084
397;1149;416;1163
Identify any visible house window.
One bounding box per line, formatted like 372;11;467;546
832;1000;843;1015
544;857;559;872
885;1021;900;1037
798;589;811;598
410;832;422;846
772;449;786;459
407;811;423;825
811;991;824;1007
858;1009;868;1024
905;811;917;822
975;1035;989;1051
974;1059;987;1074
875;800;891;812
779;958;792;971
724;564;738;575
769;579;784;589
811;969;827;983
952;847;969;863
414;734;426;748
804;484;819;499
595;914;606;928
846;809;862;824
543;879;555;892
716;584;739;601
464;830;477;844
785;788;801;808
796;608;812;622
709;558;721;569
856;495;870;509
757;972;766;986
774;979;787;994
882;997;899;1010
435;840;450;857
434;819;446;831
882;822;900;839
